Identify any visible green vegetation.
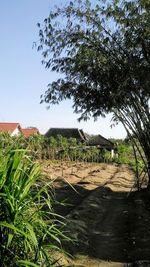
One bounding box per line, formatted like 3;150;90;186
114;139;146;190
0;132;102;163
0;148;68;266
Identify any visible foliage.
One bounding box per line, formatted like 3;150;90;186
103;149;112;163
37;0;150;186
0;132;103;163
0;149;67;266
117;143;133;164
115;140;146;189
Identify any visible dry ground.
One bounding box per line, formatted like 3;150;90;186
41;161;150;267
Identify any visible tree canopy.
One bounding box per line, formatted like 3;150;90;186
37;0;150;183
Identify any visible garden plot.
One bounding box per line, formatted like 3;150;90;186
41;161;150;267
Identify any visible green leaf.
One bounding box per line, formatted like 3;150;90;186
0;221;28;238
17;260;40;267
7;233;14;247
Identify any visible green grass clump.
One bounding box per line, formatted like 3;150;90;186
0;149;67;267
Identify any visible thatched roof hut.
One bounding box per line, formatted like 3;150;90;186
87;134;115;151
45;128;88;142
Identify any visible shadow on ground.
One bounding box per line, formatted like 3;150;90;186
54;182;90;216
53;180;150;264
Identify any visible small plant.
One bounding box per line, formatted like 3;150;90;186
0;149;67;266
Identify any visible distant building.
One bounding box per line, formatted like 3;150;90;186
87;134;116;158
0;123;40;138
45;127;115;153
0;122;22;136
21;127;40;138
45;128;87;143
87;134;115;150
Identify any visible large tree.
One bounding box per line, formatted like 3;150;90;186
37;0;150;186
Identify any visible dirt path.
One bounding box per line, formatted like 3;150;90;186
43;162;150;267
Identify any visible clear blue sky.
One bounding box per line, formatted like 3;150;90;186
0;0;126;139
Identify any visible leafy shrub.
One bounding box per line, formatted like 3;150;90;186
0;149;67;266
117;143;133;164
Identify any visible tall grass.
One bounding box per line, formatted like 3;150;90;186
0;149;67;266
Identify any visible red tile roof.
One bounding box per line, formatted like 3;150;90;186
21;128;39;138
0;122;21;134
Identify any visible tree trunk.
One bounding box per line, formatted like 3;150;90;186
147;161;150;189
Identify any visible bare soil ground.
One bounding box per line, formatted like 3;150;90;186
41;161;150;267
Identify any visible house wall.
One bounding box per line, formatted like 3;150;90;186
111;149;114;159
11;127;21;136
